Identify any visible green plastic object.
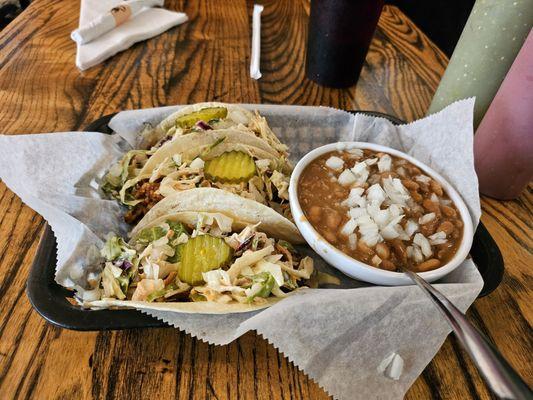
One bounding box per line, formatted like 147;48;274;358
428;0;533;128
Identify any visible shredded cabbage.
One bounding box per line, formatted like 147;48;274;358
245;272;276;302
97;216;314;305
101;263;126;299
131;279;165;301
101;234;137;262
137;226;167;245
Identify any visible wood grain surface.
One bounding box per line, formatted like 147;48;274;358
0;1;531;399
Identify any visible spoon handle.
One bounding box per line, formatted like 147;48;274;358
403;269;532;400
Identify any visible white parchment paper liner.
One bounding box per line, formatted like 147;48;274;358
0;99;482;400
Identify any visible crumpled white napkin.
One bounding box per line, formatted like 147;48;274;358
75;0;188;70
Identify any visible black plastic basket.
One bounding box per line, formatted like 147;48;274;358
26;111;504;331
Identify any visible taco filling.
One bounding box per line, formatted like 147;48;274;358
95;213;314;305
103;136;292;224
145;104;289;156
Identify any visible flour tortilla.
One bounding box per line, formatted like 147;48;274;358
131;188;304;244
140;129;281;176
130;211;267;243
86;297;279;314
142;102;254;148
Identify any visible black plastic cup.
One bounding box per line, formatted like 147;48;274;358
306;0;384;88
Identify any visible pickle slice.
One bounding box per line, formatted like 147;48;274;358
204;151;257;183
175;107;228;129
178;235;233;285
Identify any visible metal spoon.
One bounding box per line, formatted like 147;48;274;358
400;267;532;400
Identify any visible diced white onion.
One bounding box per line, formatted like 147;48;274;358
415;174;431;184
190;157;205;169
382;177;411;206
371;255;382;266
350;162;370;186
365;158;378;166
429;231;447;245
348;233;357;250
348;207;368;219
419;213;436;225
387;354;404;380
396;225;410;241
340;218;358;236
411;245;424;262
404;219;419;237
381;224;400;240
338;169;357;186
347;148;363;158
429;231;446;240
342;187;366;207
378;154;392;172
414;233;432;258
325;156;344;171
361;235;381;247
357;215;381;247
335;143;347;151
380;215;404;240
377;353;405;381
367;183;386;205
372;208;391;229
397;166;406;177
388;204;403;217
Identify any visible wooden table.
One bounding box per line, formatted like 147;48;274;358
0;1;531;399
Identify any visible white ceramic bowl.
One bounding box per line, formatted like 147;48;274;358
289;142;474;285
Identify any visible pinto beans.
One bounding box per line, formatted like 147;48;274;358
420;218;440;236
423;199;441;214
438;248;450;259
418;182;430;193
441;205;457;218
334;189;346;199
375;243;391;259
357;241;375;257
381;171;399;179
402;179;420;190
415;258;441;272
380;259;396;271
309;206;321;219
406;165;422;175
323;230;337;244
406;208;423;220
391;239;407;263
430;180;444;196
437;221;455;235
326;210;342;229
410;190;423;202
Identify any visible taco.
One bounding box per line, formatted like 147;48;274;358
140;102;289;157
131;188;303;243
86;189;313;313
103;129;293;225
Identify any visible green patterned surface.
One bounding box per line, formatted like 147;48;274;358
428;0;533;128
